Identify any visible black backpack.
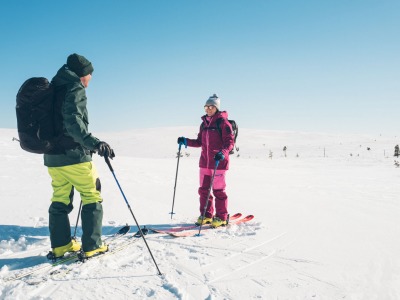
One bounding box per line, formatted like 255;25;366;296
216;119;239;155
202;118;239;155
15;77;57;154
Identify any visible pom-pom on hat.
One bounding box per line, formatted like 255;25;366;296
67;53;94;77
205;94;220;110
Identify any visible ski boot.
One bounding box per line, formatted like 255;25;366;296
47;239;81;261
211;217;228;228
195;216;213;226
78;243;109;262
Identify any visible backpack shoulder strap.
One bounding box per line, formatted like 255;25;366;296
216;118;234;137
200;121;205;131
216;118;223;136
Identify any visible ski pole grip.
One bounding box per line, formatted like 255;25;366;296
104;155;114;172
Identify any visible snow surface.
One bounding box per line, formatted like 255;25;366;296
1;127;400;300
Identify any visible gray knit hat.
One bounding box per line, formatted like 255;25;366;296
67;53;94;77
205;94;220;110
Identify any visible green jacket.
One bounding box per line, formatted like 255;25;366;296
44;65;100;167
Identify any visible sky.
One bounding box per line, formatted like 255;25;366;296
1;0;399;135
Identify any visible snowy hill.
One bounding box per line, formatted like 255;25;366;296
1;127;400;299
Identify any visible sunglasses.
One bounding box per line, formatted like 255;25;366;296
204;105;216;110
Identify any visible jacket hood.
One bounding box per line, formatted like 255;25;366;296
51;65;81;87
201;110;229;122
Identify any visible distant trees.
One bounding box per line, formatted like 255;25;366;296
176;151;190;158
394;145;399;157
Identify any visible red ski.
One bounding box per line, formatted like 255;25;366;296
167;214;254;238
148;213;243;235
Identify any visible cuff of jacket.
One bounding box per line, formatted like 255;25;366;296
82;135;100;151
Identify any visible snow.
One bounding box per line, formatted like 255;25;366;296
1;127;400;299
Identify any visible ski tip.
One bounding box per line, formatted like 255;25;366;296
134;226;149;238
46;251;57;262
141;227;149;236
118;225;131;235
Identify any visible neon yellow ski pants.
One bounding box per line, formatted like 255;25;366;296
47;162;102;205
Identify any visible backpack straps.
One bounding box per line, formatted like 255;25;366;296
217;118;239;153
216;118;236;140
201;117;238;154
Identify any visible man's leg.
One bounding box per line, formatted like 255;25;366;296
52;162;103;252
47;167;74;249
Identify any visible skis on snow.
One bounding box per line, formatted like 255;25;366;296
142;213;254;237
4;214;254;282
4;225;132;282
170;214;254;237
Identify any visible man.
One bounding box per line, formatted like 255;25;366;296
45;53;115;258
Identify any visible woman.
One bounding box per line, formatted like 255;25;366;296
178;94;234;228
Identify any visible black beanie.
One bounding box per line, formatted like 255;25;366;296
66;53;94;77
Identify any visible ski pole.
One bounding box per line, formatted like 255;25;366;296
169;143;182;219
104;156;162;276
72;200;82;240
197;160;220;236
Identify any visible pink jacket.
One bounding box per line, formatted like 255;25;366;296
187;111;234;170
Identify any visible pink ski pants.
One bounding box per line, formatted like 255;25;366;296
198;168;228;220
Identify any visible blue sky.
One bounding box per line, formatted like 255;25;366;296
1;1;399;134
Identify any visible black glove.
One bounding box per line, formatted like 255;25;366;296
214;151;225;161
96;141;115;159
177;137;187;147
